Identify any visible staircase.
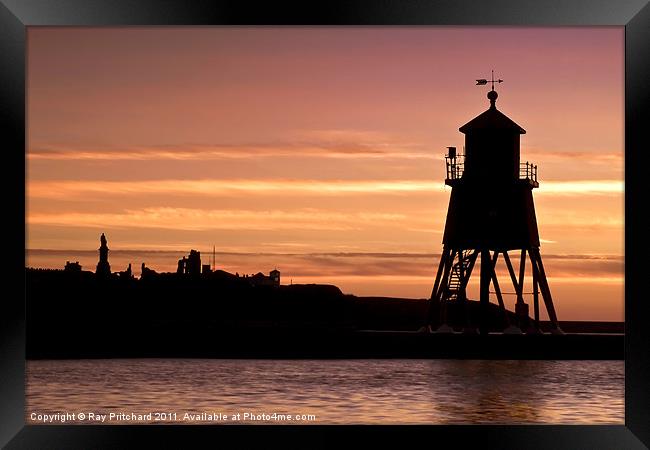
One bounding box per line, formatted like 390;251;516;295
445;250;474;301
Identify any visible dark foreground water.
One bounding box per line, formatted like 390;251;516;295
26;359;623;425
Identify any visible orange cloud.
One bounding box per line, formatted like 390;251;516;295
27;207;408;231
27;129;434;161
27;178;623;200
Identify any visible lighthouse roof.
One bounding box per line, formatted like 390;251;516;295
459;90;526;134
459;107;526;134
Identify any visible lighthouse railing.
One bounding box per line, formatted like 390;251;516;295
445;154;464;181
520;161;539;186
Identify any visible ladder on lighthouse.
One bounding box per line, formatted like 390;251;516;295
443;249;476;302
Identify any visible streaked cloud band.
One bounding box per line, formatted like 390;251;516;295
27;178;624;199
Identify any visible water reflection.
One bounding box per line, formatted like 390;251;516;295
26;359;623;424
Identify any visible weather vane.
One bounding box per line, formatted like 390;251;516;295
476;70;503;91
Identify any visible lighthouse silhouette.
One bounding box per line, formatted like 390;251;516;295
428;74;562;335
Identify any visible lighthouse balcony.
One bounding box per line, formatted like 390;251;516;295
444;154;464;186
519;161;539;188
444;155;539;188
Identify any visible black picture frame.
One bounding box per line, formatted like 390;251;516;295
1;1;648;448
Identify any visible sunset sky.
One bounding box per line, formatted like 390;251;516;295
26;27;624;321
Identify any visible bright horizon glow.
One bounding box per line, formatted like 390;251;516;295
26;178;624;198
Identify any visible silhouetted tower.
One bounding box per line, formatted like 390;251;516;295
428;73;562;335
96;233;111;278
187;250;201;277
177;256;187;274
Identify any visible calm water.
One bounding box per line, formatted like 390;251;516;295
26;359;623;425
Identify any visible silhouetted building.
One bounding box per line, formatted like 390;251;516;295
64;261;81;272
187;250;201;276
96;233;111;278
177;256;187;274
249;270;281;287
141;262;158;280
176;250;202;277
270;269;281;286
119;263;133;280
429;76;561;335
202;264;212;274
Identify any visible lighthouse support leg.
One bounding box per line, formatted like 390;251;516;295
426;248;448;329
489;251;510;327
440;248;463;325
503;251;523;316
428;247;454;327
533;260;540;329
479;249;491;335
430;247;449;301
514;250;531;329
529;247;562;332
458;250;479;331
459;250;479;303
460;250;479;293
503;251;520;300
517;249;526;305
458;249;470;330
435;248;455;303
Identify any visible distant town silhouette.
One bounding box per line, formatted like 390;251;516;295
26;232;622;360
55;232;282;288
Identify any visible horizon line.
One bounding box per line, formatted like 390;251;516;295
25;248;624;260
